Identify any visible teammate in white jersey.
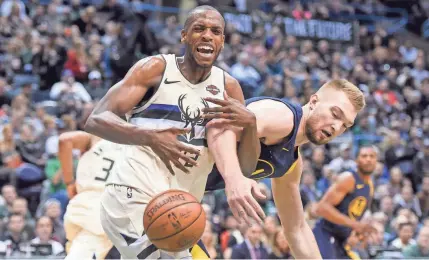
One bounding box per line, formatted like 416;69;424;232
60;131;120;259
84;5;265;259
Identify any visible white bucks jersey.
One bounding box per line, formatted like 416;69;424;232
76;140;122;193
108;54;225;201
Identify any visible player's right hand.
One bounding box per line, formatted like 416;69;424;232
148;127;200;175
225;176;266;226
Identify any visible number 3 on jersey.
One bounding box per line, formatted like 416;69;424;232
95;157;115;182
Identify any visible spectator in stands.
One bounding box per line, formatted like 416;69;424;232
0;213;30;257
230;52;262;98
201;221;221;259
402;226;429;258
11;197;35;236
15;123;46;169
390;222;416;249
394;186;423;217
43;199;65;244
417;175;429;217
30;216;64;256
230;222;269;259
268;228;291;259
0;185;17;219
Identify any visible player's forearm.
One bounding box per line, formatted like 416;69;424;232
284;221;322;259
84;111;153;146
314;202;357;228
58;139;75;184
237;120;260;177
207;127;241;181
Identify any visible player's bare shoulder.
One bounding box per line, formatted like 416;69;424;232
223;71;245;103
123;55;166;88
249;99;295;144
336;171;356;192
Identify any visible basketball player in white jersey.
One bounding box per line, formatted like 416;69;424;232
60;131;120;259
84;5;265;259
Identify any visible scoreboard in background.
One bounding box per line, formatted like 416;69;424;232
223;11;358;44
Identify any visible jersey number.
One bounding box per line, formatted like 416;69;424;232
184;152;200;168
95;157;115;182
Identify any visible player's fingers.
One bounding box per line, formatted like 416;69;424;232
177;143;200;155
235;202;251;227
176;152;198;167
243;197;264;224
251;182;267;201
202;106;232;114
172;158;190;174
162;159;176;176
202;113;233;120
203;97;229;106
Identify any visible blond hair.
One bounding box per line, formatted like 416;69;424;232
318;79;366;112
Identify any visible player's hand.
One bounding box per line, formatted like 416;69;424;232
202;92;256;128
352;221;377;235
148;127;200;175
224;176;266;226
66;183;77;199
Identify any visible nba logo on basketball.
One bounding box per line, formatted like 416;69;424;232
206;85;220;95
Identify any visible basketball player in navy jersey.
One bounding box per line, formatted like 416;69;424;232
84;5;265;259
203;79;366;259
311;145;377;259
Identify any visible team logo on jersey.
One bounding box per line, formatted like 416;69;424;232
348;196;367;220
250;159;275;180
178;94;209;141
206;85;220;95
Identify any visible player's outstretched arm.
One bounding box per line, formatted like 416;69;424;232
203;90;260;176
84;56;200;175
313;172;372;233
206;74;265;225
272;157;322;259
58;131;93;198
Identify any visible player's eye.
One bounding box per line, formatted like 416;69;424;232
194;27;204;32
212;28;222;35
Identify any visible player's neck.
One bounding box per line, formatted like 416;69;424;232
357;171;371;183
177;55;211;84
295;105;310;146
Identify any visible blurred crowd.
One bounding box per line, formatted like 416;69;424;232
0;0;429;258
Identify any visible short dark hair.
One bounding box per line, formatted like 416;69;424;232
357;145;379;157
184;5;225;30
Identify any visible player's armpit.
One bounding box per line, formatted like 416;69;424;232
272;157;322;259
312;172;357;228
84;56;166;145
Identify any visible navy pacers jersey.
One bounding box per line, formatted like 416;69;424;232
317;170;374;242
205;97;303;191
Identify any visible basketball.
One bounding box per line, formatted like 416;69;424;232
143;189;206;252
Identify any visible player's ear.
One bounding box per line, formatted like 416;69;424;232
309;94;319;110
180;29;186;43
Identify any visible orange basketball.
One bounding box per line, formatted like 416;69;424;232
143;189;206;252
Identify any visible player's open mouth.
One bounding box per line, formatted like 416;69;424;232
322;130;332;138
196;45;214;58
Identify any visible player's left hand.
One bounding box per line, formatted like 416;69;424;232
224;176;266;226
66;183;77;199
202;92;256;128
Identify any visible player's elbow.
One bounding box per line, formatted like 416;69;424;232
83;113;100;134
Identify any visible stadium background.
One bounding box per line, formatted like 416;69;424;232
0;0;429;258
